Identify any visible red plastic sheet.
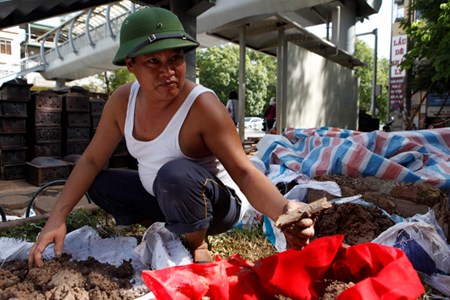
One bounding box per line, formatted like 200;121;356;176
142;235;424;299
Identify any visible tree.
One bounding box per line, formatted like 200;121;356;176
398;0;450;128
354;39;390;122
400;0;450;93
196;43;276;116
196;45;238;105
98;68;136;95
93;44;277;115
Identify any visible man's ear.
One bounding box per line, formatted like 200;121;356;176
125;58;133;69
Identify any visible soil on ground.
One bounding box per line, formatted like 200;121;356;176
319;280;355;299
312;174;449;241
314;202;394;245
0;173;448;299
0;254;148;300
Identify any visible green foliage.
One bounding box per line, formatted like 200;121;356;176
91;44;276;115
109;68;136;93
354;39;390;122
209;224;276;261
400;0;450;92
0;220;46;241
97;68;136;95
197;44;277;116
66;209;101;233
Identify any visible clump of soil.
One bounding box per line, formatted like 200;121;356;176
1;173;444;298
314;202;394;245
275;280;355;300
319;280;355;299
313;174;449;241
0;254;148;300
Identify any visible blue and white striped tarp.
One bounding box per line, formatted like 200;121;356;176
259;127;450;189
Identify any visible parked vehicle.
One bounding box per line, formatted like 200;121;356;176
244;117;264;130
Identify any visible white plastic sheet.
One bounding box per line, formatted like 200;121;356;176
134;222;192;270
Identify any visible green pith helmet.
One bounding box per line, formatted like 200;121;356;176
112;7;199;66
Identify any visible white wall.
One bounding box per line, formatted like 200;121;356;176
285;43;359;130
0;27;22;76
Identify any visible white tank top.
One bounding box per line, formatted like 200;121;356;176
124;82;251;223
124;82;237;198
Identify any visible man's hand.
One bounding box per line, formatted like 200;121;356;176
28;219;67;268
283;217;315;249
276;198;331;250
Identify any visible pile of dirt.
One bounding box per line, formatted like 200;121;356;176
311;174;450;241
0;174;447;298
314;202;394;245
275;280;355;299
0;254;148;300
319;280;355;300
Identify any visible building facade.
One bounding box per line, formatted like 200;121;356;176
0;27;21;79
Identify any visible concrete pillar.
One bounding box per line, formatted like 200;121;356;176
331;2;356;54
238;25;246;142
170;1;198;82
276;28;287;133
55;78;66;90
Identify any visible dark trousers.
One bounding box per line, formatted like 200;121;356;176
266;119;275;132
88;158;241;236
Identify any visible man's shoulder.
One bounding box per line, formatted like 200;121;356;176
106;82;134;111
113;82;134;96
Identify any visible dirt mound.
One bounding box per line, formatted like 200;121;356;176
314;202;394;245
0;254;148;300
312;175;450;241
0;175;447;298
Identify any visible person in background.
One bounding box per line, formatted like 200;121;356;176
269;120;277;134
226;91;239;126
263;96;276;133
28;7;314;267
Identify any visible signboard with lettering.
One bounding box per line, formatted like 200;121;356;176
391;35;407;77
427;106;450;117
428;94;449;106
389;77;405;111
389;35;408;113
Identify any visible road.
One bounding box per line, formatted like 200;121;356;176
244;129;266;140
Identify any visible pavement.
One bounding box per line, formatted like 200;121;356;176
0;177;94;224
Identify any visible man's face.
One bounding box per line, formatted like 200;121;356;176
126;48;186;98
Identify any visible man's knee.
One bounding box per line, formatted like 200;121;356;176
156;158;200;186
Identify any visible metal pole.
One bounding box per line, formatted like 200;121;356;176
356;29;378;116
276;28;284;134
238;25;247;143
170;1;197;82
371;29;378;116
281;30;288;132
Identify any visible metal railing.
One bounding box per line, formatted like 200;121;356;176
0;1;138;85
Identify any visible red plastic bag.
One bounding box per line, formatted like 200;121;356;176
142;235;424;299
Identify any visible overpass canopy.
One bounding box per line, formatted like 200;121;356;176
197;0;382;69
0;0;209;29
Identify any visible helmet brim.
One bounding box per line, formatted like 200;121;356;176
112;35;199;66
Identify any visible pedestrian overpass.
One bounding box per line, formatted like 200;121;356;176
0;0;379;87
0;1;140;86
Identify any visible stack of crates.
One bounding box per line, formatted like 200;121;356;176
62;89;91;156
28;90;63;159
89;95;135;169
89;96;106;137
0;79;32;179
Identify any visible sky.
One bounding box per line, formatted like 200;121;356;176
355;0;393;59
